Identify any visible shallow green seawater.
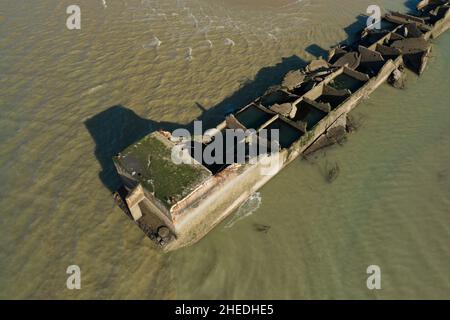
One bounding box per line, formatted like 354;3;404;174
0;0;449;299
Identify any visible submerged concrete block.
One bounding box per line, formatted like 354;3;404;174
392;37;431;54
270;103;297;118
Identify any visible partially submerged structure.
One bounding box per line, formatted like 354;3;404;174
113;2;450;250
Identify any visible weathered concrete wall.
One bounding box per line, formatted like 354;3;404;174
165;152;290;251
425;8;450;39
163;57;403;251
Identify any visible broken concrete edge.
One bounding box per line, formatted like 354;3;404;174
171;59;403;250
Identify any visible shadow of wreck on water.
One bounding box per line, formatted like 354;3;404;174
85;6;391;193
85;55;307;192
84;105;180;192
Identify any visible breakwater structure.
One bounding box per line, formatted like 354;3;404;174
112;0;450;251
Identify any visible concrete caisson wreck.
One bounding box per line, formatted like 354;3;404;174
113;1;450;251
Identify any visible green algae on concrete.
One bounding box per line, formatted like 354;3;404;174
114;133;211;209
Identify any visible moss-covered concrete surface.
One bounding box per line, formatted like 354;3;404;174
114;133;211;209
